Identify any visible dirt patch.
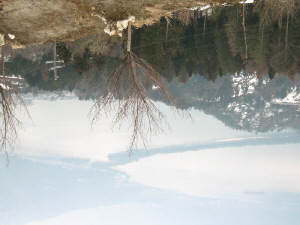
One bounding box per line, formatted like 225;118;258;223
0;0;106;45
0;0;239;45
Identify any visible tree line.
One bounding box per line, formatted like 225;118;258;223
4;1;300;94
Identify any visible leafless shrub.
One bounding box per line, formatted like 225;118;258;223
89;50;190;153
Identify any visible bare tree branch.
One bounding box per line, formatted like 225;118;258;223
0;46;32;158
89;50;192;153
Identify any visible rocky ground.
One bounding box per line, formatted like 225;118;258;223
0;0;238;46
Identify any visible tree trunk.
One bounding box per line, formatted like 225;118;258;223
285;13;289;52
203;14;206;40
127;21;132;52
242;3;248;59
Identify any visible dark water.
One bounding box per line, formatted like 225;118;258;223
1;2;300;225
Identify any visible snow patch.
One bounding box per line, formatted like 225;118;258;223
239;0;254;3
8;34;15;39
190;4;212;16
272;87;300;105
102;15;135;37
152;85;160;90
190;4;211;11
0;82;11;90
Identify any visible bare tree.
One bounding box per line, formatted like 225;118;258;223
0;46;31;157
255;0;299;28
89;22;191;153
